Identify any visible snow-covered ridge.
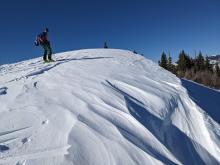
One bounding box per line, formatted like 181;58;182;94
208;55;220;66
0;49;219;165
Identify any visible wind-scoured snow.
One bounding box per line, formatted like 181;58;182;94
0;49;219;165
182;79;220;124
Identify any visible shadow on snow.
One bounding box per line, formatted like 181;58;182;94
104;80;219;165
24;56;113;78
181;79;220;124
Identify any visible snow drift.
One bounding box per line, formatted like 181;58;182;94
0;49;219;165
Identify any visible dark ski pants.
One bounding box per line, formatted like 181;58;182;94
42;43;52;61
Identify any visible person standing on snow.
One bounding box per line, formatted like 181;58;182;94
35;28;54;62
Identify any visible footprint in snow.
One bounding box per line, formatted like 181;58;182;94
0;87;8;95
0;145;9;152
33;82;38;88
22;137;31;144
42;119;49;125
16;160;26;165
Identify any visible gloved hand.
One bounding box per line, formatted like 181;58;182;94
34;40;39;46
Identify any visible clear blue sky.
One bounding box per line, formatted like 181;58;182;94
0;0;220;65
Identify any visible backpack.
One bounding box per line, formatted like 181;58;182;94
35;32;47;46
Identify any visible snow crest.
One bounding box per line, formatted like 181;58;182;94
0;49;219;165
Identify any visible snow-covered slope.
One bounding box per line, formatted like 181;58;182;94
0;49;219;165
181;79;220;124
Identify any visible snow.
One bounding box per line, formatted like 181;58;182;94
0;49;219;165
181;79;220;124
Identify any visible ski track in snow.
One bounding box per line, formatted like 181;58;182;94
0;87;8;95
0;49;220;165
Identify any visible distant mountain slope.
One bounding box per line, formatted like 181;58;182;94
207;55;220;65
0;49;219;165
208;55;220;61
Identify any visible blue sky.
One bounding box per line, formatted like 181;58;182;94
0;0;220;65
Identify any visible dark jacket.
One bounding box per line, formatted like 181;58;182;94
35;31;49;46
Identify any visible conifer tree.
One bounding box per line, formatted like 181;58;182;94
177;50;187;72
168;54;172;70
196;51;205;71
176;50;192;77
160;52;167;69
